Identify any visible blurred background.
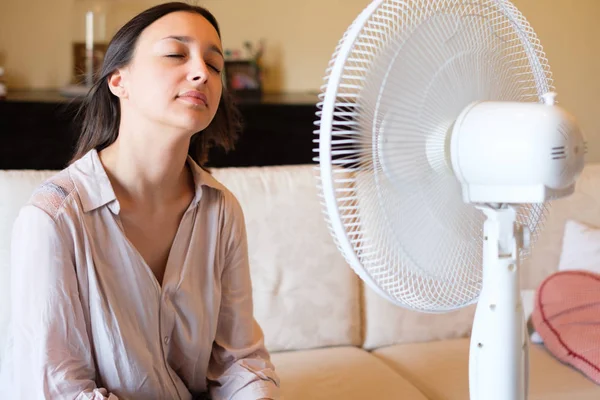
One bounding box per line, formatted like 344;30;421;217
0;0;598;165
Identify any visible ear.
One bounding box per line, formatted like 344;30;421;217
107;68;128;99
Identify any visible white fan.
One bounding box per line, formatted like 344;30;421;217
314;1;585;399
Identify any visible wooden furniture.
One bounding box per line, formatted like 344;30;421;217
0;91;318;170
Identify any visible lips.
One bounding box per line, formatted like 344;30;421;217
178;90;208;107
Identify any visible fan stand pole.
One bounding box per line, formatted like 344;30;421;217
469;205;530;400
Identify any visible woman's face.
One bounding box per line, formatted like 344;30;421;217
114;11;225;136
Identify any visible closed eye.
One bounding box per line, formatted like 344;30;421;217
208;64;222;73
166;54;185;58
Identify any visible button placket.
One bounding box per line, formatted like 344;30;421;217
158;288;182;399
160;291;174;349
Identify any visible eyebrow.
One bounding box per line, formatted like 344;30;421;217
160;35;224;58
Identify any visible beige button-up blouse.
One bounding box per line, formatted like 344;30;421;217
0;149;279;399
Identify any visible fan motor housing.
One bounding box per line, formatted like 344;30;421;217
449;100;585;204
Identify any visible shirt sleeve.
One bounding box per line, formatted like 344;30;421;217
2;205;119;400
207;194;280;400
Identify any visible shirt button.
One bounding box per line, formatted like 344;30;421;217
164;336;170;345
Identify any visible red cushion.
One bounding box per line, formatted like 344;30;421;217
532;270;600;384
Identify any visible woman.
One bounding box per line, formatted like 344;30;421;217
0;3;279;399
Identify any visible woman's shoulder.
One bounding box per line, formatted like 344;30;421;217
26;167;78;221
193;165;242;210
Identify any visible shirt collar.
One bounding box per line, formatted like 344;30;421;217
70;149;225;214
186;153;226;207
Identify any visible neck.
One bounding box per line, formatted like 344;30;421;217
99;118;194;211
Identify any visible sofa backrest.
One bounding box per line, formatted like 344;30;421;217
362;163;600;350
0;169;57;361
210;165;362;352
0;165;362;361
521;163;600;289
2;163;599;357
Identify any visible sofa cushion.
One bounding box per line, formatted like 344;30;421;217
558;219;600;274
362;286;476;349
532;270;600;384
0;169;57;360
210;165;362;351
372;338;600;400
270;346;428;400
364;289;539;350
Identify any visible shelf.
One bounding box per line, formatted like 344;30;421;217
0;90;318;170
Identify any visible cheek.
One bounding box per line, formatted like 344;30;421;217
129;65;173;102
211;81;223;106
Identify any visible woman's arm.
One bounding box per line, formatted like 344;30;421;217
207;195;280;400
3;205;118;399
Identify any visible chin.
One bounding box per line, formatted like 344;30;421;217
172;113;211;135
178;122;209;137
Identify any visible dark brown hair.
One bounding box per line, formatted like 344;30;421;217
71;2;241;166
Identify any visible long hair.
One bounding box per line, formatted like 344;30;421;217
70;2;241;166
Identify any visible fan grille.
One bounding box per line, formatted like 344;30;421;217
315;0;552;312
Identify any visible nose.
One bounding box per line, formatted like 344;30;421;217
187;60;209;84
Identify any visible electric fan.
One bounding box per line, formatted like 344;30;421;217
314;1;585;399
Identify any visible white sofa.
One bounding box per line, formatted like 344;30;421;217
2;163;600;400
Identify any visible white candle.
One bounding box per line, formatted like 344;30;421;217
85;11;94;86
86;11;94;51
